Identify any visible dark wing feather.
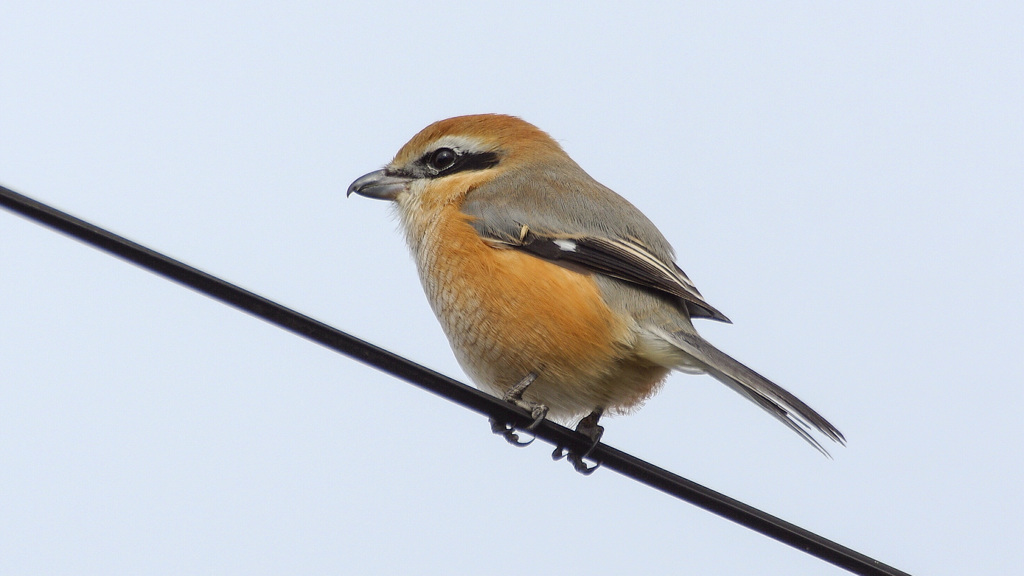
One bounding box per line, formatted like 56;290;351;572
493;228;730;323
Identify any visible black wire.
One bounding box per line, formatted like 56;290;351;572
1;183;911;576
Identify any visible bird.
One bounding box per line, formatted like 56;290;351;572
347;114;844;470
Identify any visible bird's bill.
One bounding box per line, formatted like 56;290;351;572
346;169;411;201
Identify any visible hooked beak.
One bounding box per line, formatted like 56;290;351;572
346;169;412;201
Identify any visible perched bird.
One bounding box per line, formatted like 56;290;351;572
348;114;844;468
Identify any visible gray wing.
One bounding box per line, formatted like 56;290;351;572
461;162;730;322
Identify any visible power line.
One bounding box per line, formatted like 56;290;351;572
1;183;911;576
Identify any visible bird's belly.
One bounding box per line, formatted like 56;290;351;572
414;211;669;421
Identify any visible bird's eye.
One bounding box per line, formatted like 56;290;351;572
427;148;457;172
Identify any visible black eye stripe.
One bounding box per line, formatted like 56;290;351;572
419;149;500;178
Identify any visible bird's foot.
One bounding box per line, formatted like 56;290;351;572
490;418;534;446
552;408;604;475
490;373;548;447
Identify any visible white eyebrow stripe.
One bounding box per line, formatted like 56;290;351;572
429;135;493;155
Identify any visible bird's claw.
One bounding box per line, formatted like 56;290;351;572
552;409;604;474
490;418;535;447
525;405;547;430
552;445;600;475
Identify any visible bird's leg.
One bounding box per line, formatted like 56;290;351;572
575;408;605;453
490;372;548;447
553;408;604;474
503;372;549;429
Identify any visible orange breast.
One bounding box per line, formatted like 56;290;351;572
413;204;669;420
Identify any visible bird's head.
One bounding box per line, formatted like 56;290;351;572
347;114;568;212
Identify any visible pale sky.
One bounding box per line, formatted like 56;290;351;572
2;2;1022;575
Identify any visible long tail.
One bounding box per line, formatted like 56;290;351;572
665;329;846;456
